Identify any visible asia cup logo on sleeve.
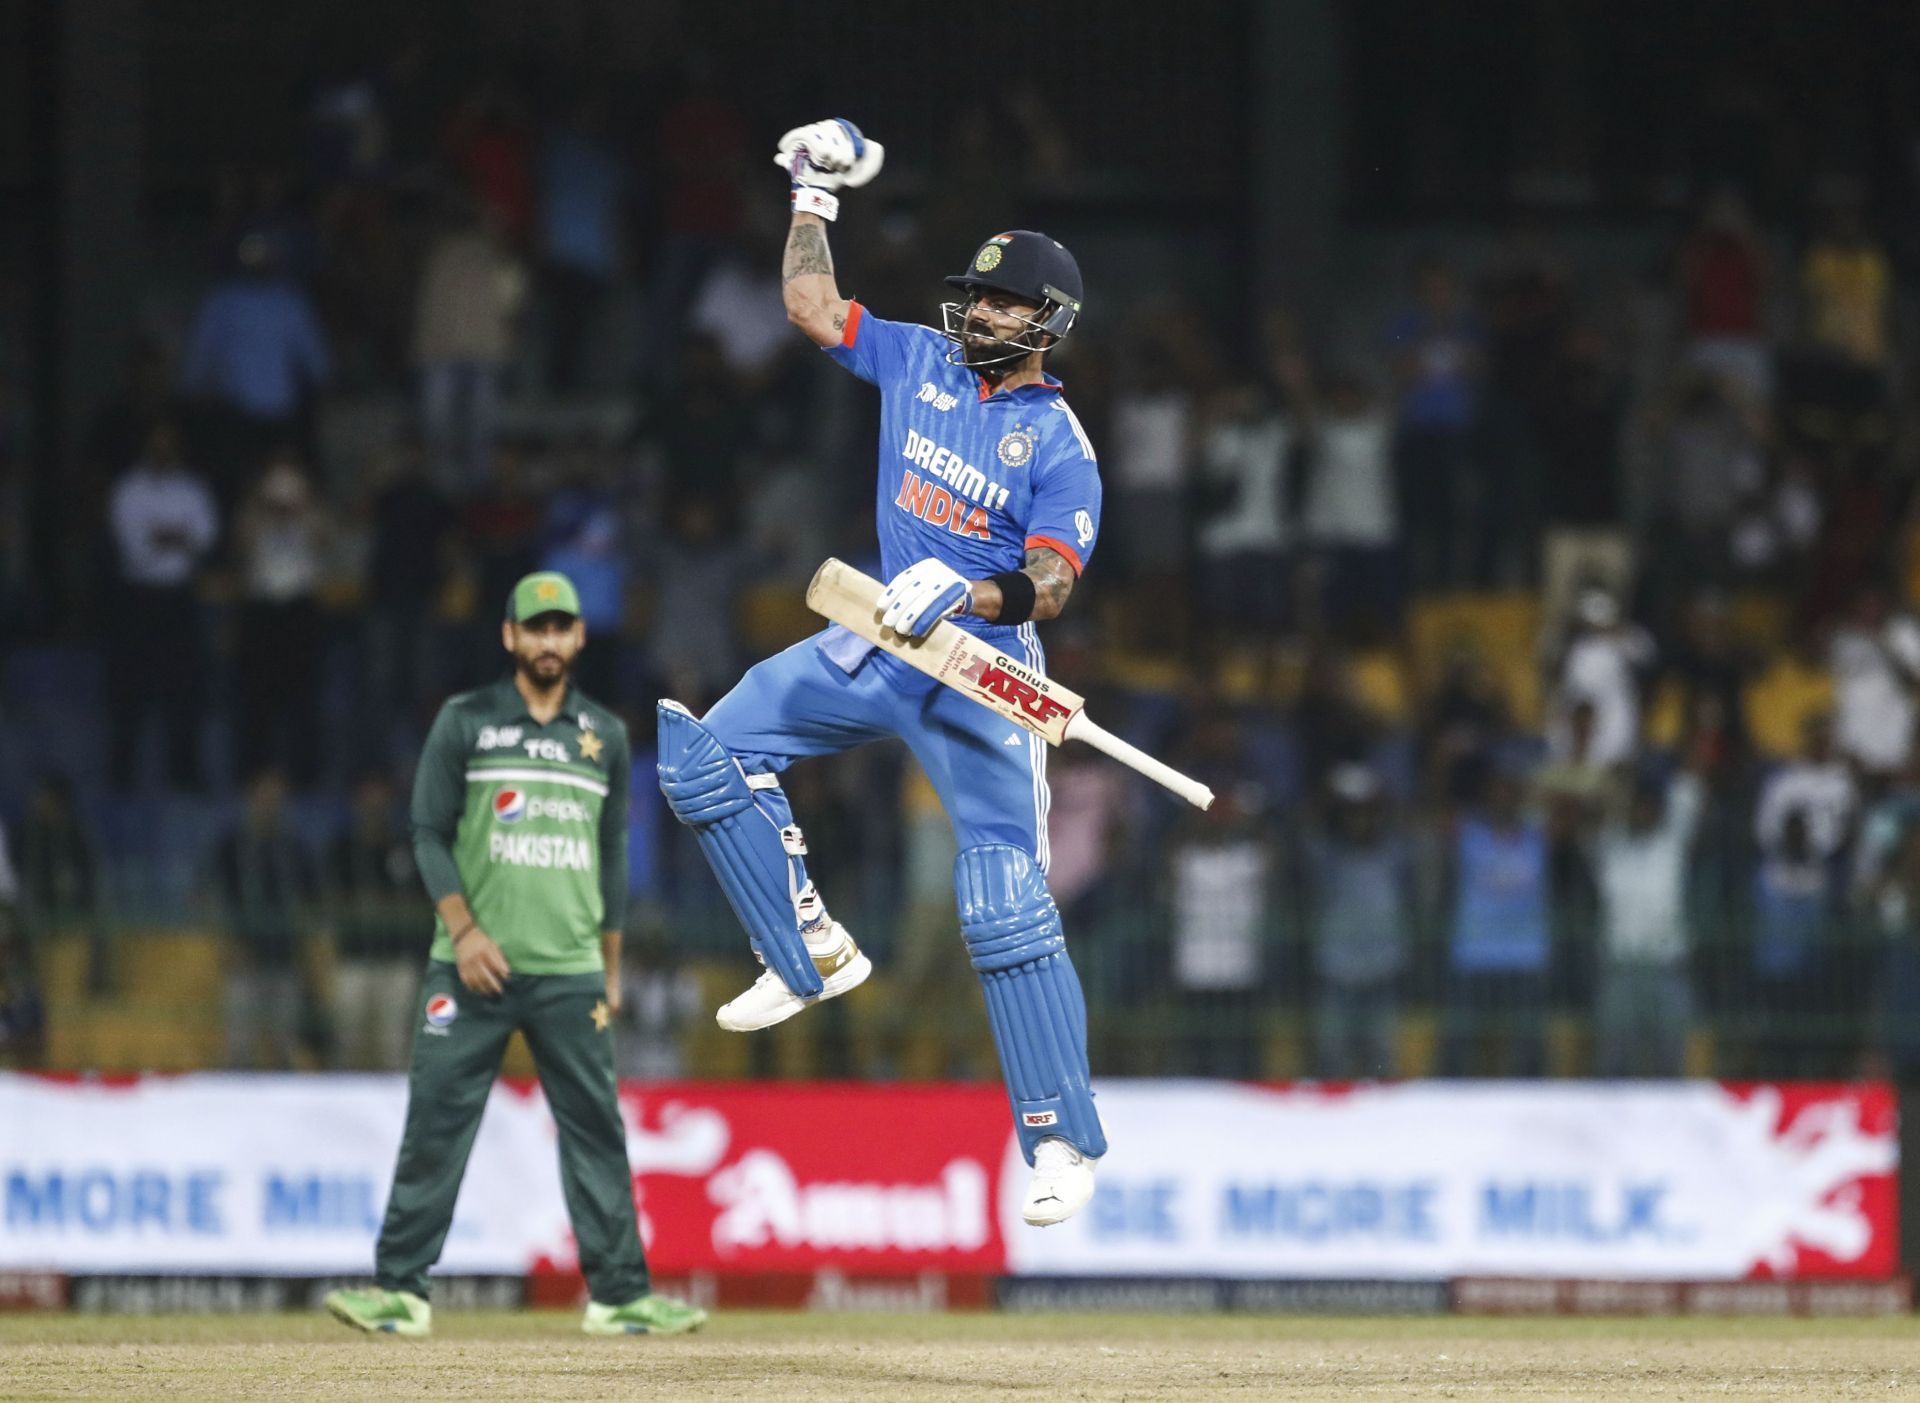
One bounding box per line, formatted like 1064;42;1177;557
424;994;458;1030
492;789;526;824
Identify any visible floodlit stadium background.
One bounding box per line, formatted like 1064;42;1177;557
1;0;1918;1312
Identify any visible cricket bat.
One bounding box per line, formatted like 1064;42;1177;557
806;559;1216;810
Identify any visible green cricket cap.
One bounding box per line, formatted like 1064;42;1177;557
506;571;582;622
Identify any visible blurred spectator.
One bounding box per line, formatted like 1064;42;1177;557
650;495;745;705
1293;649;1380;795
1867;819;1920;1079
1799;187;1891;407
179;233;330;495
1045;743;1134;936
1303;764;1414;1078
0;876;44;1068
365;434;456;735
325;769;421;1069
540;462;628;699
1167;783;1276;1077
1749;809;1841;1076
640;64;750;389
210;768;326;1069
1678;187;1771;404
444;81;534;247
1387;256;1483;589
1829;584;1920;782
1755;712;1858;866
106;421;218;791
1422;642;1513;809
658;334;750;525
461;441;543;618
1543;584;1655;768
615;933;703;1079
1107;299;1210;629
1653;370;1767;581
1591;762;1705;1077
413;199;524;493
233;457;331;788
1439;770;1550;1077
1535;327;1629;618
1195;380;1296;654
1301;369;1401;640
537;96;626;394
1533;700;1620;812
1662;592;1758;764
12;774;103;993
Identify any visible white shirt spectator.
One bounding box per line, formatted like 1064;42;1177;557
1198;416;1291;558
690;262;793;381
1595;773;1704;964
1549;626;1655;767
1303;412;1397;546
1172;840;1268;990
1755;758;1858;860
110;462;219;587
1110;392;1192;491
1831;616;1920;774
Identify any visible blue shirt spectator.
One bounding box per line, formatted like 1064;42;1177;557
181;240;330;420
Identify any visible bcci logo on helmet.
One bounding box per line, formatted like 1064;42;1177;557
493;789;527;824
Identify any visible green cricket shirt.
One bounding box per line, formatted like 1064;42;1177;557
411;677;631;974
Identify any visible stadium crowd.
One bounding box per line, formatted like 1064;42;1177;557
5;58;1920;1087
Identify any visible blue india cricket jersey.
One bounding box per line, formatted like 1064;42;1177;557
824;302;1103;644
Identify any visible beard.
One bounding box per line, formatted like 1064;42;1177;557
517;651;569;688
960;319;1034;372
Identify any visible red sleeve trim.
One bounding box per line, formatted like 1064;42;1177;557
840;301;864;347
1024;534;1084;576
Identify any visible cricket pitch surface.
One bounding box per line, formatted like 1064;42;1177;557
7;1310;1920;1400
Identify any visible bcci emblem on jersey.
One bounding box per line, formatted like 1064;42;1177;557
997;430;1035;468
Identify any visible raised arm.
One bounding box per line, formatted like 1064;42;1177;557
770;118;884;347
782;214;852;349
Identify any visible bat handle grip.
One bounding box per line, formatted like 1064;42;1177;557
1064;713;1216;811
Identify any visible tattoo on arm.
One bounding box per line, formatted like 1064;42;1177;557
1022;546;1076;619
782;222;834;286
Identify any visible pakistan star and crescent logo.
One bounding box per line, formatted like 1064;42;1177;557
591;999;611;1031
578;729;604;763
535;580;561;603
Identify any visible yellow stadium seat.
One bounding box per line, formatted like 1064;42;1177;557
737;583;819;653
1744;656;1835;759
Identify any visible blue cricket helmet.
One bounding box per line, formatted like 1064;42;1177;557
942;230;1084;350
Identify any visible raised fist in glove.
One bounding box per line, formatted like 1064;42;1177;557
773;118;884;220
879;557;972;639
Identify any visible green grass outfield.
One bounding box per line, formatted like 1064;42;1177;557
6;1311;1920;1401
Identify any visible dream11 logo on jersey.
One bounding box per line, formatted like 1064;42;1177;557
954;655;1073;728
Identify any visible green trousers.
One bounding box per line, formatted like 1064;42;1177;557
374;961;649;1303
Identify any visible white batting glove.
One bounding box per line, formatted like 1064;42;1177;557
772;118;885;221
879;558;972;639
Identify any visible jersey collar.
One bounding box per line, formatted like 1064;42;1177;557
497;674;576;725
975;372;1064;403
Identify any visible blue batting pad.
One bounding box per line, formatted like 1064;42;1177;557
956;843;1107;1164
656;701;823;999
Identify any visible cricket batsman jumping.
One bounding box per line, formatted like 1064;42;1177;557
657;118;1107;1226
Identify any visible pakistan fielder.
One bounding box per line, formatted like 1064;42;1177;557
326;572;705;1337
657;120;1107;1225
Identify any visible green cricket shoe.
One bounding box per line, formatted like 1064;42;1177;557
581;1292;709;1336
324;1286;432;1337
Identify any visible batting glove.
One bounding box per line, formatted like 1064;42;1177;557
772;118;885;221
879;557;972;639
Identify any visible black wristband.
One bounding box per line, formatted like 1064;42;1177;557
989;571;1037;627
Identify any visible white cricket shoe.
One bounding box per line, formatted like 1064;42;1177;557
1022;1136;1097;1226
715;922;872;1032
